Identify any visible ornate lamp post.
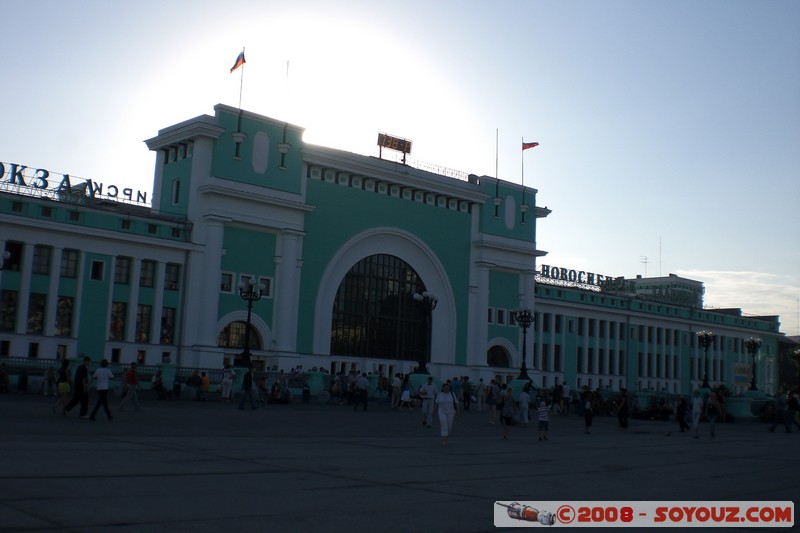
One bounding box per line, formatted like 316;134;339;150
238;278;264;368
744;337;761;391
696;330;715;389
516;309;535;380
412;291;438;374
0;251;10;270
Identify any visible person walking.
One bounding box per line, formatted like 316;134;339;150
435;382;458;445
418;376;437;428
499;385;516;439
691;390;703;439
390;373;402;409
487;379;500;425
42;366;57;397
583;396;593;434
461;376;471;411
89;359;114;421
617;389;629;429
706;391;722;439
238;366;258;410
119;362;141;412
52;359;72;413
676;398;690;433
518;385;531;427
353;372;369;411
221;364;236;402
476;378;486;412
64;355;91;418
768;392;791;433
537;400;550;441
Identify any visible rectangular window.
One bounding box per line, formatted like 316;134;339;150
577;347;584;373
555;315;562;334
136;304;151;343
140;260;156;287
258;276;272;297
147;224;157;234
115;256;132;284
28;342;39;358
171;179;181;205
90;260;104;281
55;296;74;336
161;307;176;344
26;293;47;334
487;307;495;324
4;241;23;271
1;290;18;331
69;210;80;221
111;348;121;363
60;249;79;278
496;309;506;325
121;219;131;230
553;344;561;372
109;302;126;341
165;263;180;290
32;245;52;275
220;272;233;292
41;206;52;217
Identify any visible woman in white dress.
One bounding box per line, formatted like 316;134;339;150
435;382;459;445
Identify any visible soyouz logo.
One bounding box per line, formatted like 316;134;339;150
494;501;794;528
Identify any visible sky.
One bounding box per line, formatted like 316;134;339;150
1;0;798;335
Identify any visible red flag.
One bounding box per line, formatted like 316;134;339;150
230;51;246;73
522;142;539;150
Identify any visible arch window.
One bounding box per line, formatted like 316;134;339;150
487;345;511;368
331;254;428;361
217;320;262;350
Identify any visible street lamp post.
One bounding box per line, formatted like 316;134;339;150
744;337;761;391
412;291;438;374
516;309;535;380
697;330;715;389
238;278;264;368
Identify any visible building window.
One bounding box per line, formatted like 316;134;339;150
139;260;156;287
147;224;157;234
1;290;18;331
109;302;126;341
32;245;52;275
487;345;511;367
26;293;46;334
330;254;429;362
217;320;261;350
136;304;151;342
121;219;131;230
165;263;180;290
171;179;181;205
488;307;495;324
258;276;272;297
55;296;74;336
3;241;23;271
115;257;131;284
90;260;105;281
496;309;506;325
220;272;233;292
160;307;176;344
69;210;80;221
60;249;79;278
11;201;23;212
41;206;52;217
111;348;121;363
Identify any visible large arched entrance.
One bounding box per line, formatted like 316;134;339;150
330;254;429;362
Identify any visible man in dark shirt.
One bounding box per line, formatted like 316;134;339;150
64;355;91;417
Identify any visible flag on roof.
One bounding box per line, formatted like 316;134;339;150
230;51;246;73
522;141;539;150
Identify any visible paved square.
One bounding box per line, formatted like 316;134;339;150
1;394;796;531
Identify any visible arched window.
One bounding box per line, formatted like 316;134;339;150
487;345;511;367
217;320;262;350
331;254;428;361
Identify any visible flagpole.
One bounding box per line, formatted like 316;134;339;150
521;137;526;223
494;129;500;218
238;47;245;110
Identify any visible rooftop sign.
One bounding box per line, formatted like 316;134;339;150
0;161;149;205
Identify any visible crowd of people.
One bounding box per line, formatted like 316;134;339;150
4;358;799;442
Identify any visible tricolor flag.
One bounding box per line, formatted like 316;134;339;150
230;51;246;73
522;141;539;150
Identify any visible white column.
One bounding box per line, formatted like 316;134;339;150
44;246;61;336
273;229;303;353
125;259;142;343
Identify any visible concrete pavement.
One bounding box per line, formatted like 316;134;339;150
0;392;796;532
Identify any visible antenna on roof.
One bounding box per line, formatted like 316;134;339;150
640;256;650;278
